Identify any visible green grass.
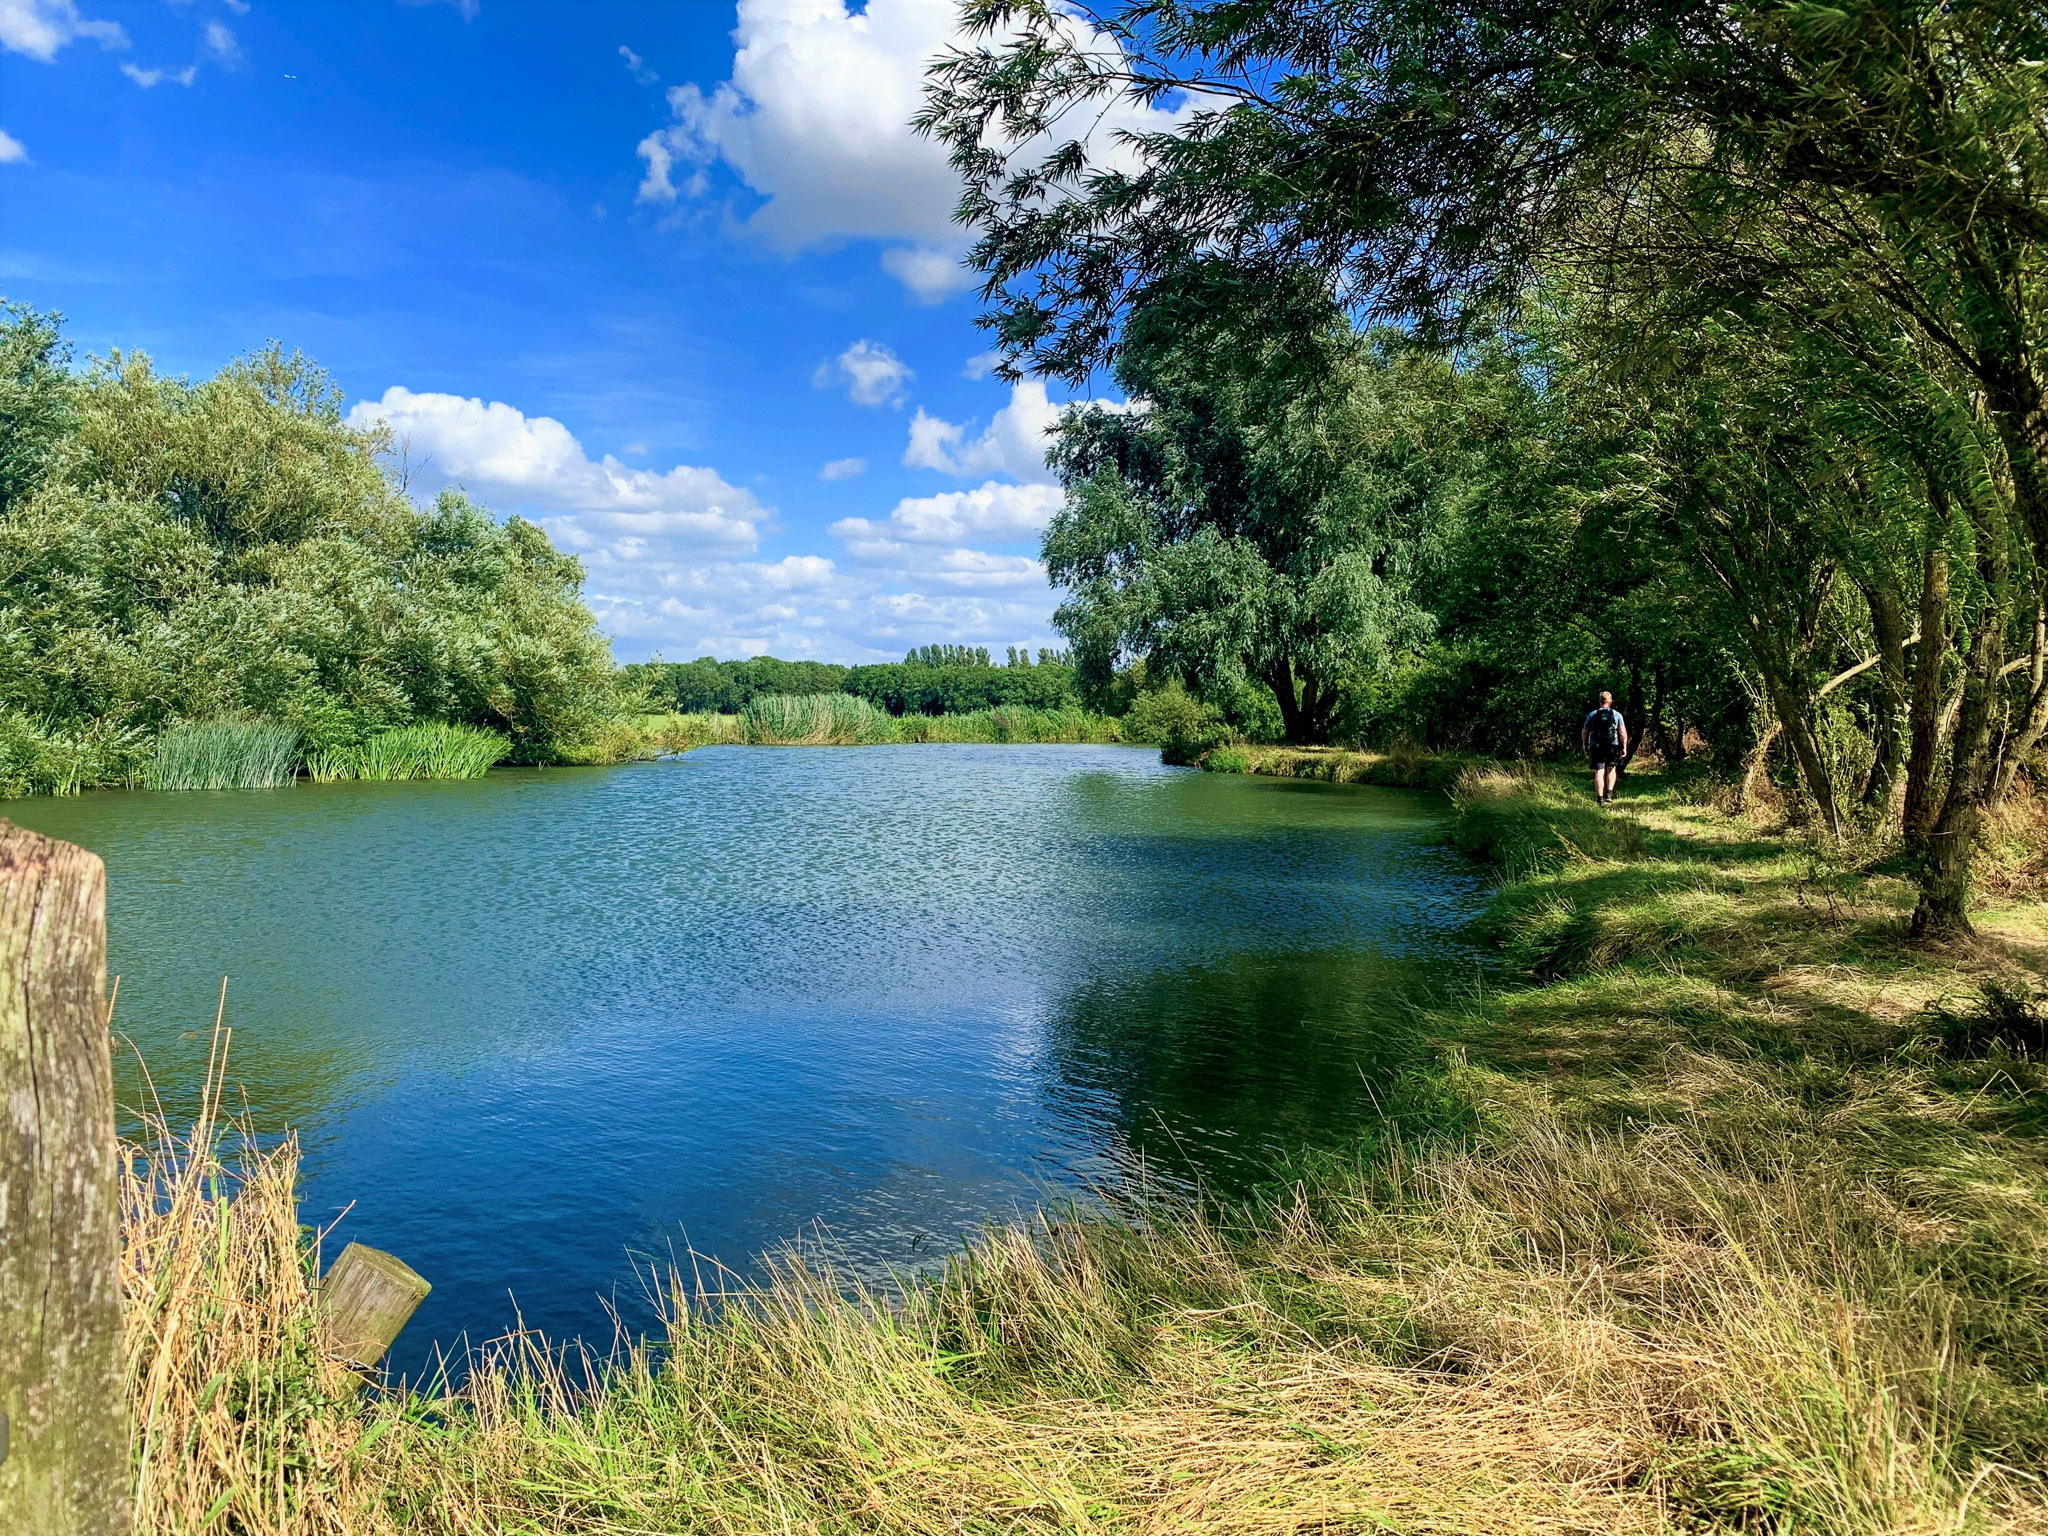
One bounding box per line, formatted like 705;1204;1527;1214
145;718;301;790
125;762;2048;1534
736;694;1124;747
894;704;1123;743
740;691;899;744
305;722;508;782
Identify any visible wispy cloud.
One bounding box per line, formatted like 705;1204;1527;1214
121;61;196;87
618;44;657;85
0;0;127;62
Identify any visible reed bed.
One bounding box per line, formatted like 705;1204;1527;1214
740;692;898;745
305;722;508;782
735;694;1124;748
145;718;301;790
896;705;1123;744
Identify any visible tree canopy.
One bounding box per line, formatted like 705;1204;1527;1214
0;306;624;794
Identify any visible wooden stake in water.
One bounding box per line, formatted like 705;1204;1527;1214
321;1242;432;1376
0;820;128;1536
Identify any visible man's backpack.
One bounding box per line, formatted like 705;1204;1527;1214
1589;707;1621;750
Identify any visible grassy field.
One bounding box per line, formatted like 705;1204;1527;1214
123;764;2048;1533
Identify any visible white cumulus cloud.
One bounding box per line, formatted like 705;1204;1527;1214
633;0;1190;300
832;481;1062;548
0;0;125;60
0;128;26;163
814;339;913;408
819;456;866;481
902;380;1069;483
346;386;766;550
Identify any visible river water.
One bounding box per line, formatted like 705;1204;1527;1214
5;744;1482;1376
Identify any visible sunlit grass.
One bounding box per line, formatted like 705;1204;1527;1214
145;718;300;790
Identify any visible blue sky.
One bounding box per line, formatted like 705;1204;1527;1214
0;0;1181;662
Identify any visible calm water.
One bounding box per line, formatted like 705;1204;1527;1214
6;745;1481;1375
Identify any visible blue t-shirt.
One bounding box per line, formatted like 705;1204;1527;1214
1584;707;1626;750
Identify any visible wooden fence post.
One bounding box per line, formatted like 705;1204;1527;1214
321;1242;431;1379
0;820;128;1536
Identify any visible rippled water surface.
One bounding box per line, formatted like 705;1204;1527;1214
7;745;1481;1375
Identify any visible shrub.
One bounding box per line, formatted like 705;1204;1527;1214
0;711;150;797
147;719;301;791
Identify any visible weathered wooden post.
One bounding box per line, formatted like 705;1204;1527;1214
321;1242;431;1379
0;820;129;1536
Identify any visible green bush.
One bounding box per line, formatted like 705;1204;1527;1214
305;722;508;782
0;712;150;798
0;306;628;792
146;719;301;791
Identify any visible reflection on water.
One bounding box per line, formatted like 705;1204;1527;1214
1043;950;1455;1194
4;745;1481;1375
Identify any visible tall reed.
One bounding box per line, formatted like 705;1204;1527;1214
740;692;899;745
305;722;508;782
145;718;300;790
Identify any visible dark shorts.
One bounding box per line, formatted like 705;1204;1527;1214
1588;748;1623;769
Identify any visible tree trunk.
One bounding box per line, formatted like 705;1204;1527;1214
1992;598;2048;806
1904;540;1951;840
1735;716;1781;811
1910;494;2014;939
1860;579;1909;813
1267;660;1309;745
0;821;128;1536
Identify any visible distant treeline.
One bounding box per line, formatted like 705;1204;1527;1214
624;648;1080;717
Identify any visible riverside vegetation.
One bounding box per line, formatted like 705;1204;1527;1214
118;762;2048;1534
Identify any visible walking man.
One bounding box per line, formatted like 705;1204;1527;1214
1582;691;1629;805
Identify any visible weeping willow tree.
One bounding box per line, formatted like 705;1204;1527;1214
1043;292;1437;743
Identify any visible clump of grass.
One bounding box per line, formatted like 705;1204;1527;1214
741;692;899;745
145;718;300;790
122;1024;362;1535
306;722;508;782
895;706;1124;744
1919;979;2048;1058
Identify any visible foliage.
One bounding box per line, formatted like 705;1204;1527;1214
925;0;2048;933
305;722;509;783
1045;298;1436;743
146;719;301;791
629;652;1085;718
1119;680;1226;761
842;657;1080;715
0;712;150;798
0;307;628;788
623;656;852;714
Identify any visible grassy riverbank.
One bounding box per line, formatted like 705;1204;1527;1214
126;766;2048;1533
